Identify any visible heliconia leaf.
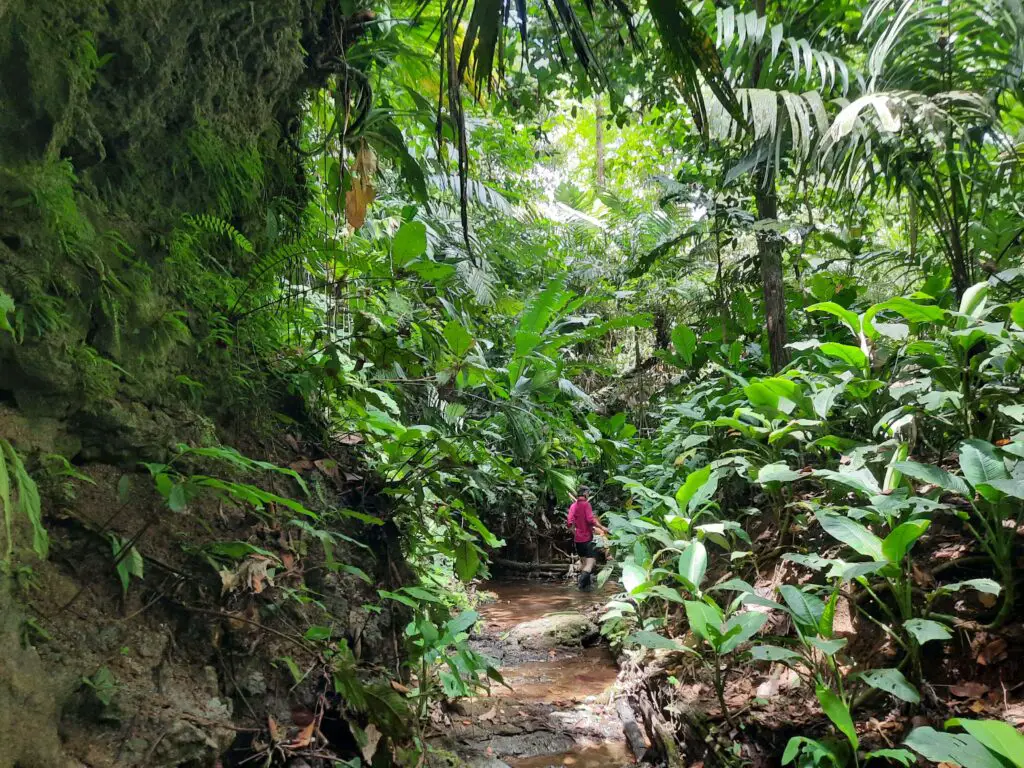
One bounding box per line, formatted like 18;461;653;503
684;599;724;643
675;465;717;512
816;511;884;561
945;719;1024;768
806;301;861;338
816;684;858;750
958;282;989;320
882;520;930;563
809;637;847;656
959;440;1009;500
677;540;708;591
672;324;697;365
818;342;868;369
891;460;971;496
757;462;803;484
719;611;767;653
904;726;1005;768
859;668;920;703
904;618;952;645
621;562;649;595
779;585;825;631
751;644;803;663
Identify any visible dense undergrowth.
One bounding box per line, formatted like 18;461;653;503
1;0;1023;766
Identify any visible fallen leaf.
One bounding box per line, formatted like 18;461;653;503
949;682;988;698
218;568;239;595
337;432;364;445
390;680;410;694
289;460;314;471
286;722;316;749
461;720;471;726
361;724;381;762
315;458;339;477
267;715;279;743
978;637;1007;665
978;592;998;609
969;700;988;714
478;706;498;722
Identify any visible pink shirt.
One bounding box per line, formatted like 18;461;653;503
568;499;597;543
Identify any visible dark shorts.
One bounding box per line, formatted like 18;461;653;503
575;539;596;558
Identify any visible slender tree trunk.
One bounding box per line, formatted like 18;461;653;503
595;97;605;188
754;166;790;372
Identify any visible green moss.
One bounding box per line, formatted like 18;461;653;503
0;0;344;456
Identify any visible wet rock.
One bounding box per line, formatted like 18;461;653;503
506;612;598;650
462;758;512;768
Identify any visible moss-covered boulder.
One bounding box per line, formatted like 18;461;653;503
506;612;599;650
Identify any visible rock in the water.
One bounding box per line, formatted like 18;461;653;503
506;612;598;649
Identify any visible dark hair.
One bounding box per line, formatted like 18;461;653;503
578;486;590;496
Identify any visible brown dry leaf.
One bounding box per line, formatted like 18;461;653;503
284;434;301;452
337;432;364;446
267;715;280;743
346;176;376;229
218;568;239;595
286;722;316;749
978;637;1007;665
978;592;998;608
315;458;340;477
289;460;314;471
478;706;498;723
969;700;988;714
390;680;410;694
912;564;935;587
239;556;275;594
281;553;295;571
354;144;378;177
361;724;382;763
949;682;988;698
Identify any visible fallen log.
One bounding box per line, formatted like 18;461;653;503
615;697;649;762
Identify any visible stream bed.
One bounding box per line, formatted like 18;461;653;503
441;580;635;768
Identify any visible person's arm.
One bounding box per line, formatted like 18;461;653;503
587;505;609;536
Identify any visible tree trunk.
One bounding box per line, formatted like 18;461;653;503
595;97;606;188
754;167;790;372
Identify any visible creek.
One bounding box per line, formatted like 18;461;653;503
442;580;638;768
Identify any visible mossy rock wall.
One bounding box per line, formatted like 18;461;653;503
0;0;345;458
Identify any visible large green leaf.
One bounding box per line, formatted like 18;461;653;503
757;462;802;484
882;520;930;563
818;342;868;369
454;540;480;582
719;611;768;653
806;301;861;338
672;325;697;365
816;684;858;750
443;320;474;357
779;585;825;632
816;511;884;561
858;668;920;703
677;540;707;591
814;467;881;496
904;727;1006;768
684;599;724;643
946;719;1024;768
959;440;1009;500
958;282;989;320
392;221;427;264
891;460;971;496
904;618;952;645
621;562;648;595
675;465;716;512
751;645;803;663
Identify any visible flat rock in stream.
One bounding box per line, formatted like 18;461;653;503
506;612;598;649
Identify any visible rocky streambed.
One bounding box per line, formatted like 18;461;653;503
433;581;641;768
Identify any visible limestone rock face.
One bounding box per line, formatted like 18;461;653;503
506;612;598;650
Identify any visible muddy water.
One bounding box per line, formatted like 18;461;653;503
459;580;634;768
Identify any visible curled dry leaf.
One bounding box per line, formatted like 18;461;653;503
949;681;988;698
360;724;382;762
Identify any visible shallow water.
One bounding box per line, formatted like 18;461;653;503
469;580;634;767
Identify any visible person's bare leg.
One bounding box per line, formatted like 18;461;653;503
584;556;596;573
